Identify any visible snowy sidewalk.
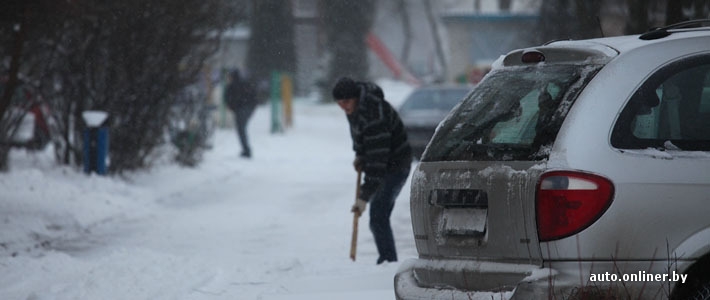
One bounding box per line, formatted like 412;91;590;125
0;82;417;300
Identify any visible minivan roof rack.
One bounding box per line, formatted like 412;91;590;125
639;19;710;40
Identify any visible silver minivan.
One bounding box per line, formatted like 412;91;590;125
395;21;710;300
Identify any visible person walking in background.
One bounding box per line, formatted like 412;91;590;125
332;76;412;265
224;69;258;158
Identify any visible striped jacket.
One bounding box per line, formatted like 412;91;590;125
347;82;412;201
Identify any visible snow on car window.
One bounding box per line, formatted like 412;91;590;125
423;64;603;162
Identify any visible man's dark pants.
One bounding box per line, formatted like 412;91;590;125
234;108;253;156
369;167;410;264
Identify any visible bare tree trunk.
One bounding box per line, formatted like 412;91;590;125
247;0;296;89
575;0;603;38
499;0;512;11
625;0;649;34
321;0;375;98
0;3;27;172
666;0;685;25
693;0;708;19
397;0;412;68
0;5;26;131
422;0;447;82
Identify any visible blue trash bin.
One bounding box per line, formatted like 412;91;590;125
82;111;109;175
83;127;109;175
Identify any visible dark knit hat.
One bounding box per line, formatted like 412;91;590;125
331;77;360;100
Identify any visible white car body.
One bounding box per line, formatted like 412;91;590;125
396;23;710;300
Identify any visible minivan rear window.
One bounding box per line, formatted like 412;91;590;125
423;64;602;162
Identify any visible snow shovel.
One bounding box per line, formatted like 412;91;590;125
350;170;362;261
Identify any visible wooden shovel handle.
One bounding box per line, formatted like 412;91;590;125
350;170;362;261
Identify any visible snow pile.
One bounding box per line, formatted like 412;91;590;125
0;159;153;258
4;249;216;300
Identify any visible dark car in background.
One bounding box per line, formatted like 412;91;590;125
398;85;472;158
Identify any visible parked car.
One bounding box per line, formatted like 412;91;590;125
395;20;710;300
398;85;472;158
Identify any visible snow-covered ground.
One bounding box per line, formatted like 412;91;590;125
0;80;420;300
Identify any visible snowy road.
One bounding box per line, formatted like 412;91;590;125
1;82;418;299
119;103;418;299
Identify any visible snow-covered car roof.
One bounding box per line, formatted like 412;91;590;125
493;26;710;70
555;28;710;53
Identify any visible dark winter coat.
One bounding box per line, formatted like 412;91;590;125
224;77;257;114
347;82;412;201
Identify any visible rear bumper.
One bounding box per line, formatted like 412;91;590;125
395;258;679;300
394;258;546;300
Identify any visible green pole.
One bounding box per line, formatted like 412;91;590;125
270;71;283;133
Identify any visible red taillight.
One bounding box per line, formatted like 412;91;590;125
536;171;614;242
